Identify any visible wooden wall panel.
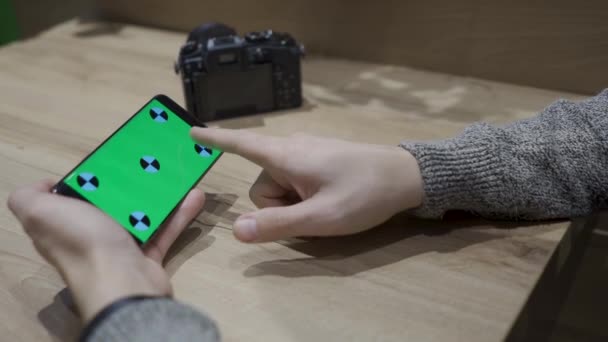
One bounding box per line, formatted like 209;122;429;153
12;0;92;37
325;1;474;76
93;1;608;94
470;1;608;95
95;0;345;56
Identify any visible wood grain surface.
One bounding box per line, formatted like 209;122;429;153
0;20;589;341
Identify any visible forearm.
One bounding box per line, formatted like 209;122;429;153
401;89;608;219
62;250;165;322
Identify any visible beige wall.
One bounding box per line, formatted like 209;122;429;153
12;0;94;38
96;0;608;95
14;0;608;94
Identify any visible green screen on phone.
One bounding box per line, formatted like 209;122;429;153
61;97;221;244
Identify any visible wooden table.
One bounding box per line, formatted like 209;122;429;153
0;20;591;341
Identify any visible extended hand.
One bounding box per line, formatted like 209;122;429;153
191;128;424;243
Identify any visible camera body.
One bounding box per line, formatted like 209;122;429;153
175;23;305;121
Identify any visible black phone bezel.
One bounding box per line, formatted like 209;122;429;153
52;94;221;246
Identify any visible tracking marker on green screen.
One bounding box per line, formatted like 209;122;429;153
63;99;221;243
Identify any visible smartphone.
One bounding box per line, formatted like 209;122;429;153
52;95;221;245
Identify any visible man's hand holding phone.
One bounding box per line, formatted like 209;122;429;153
6;95;215;322
7;180;205;322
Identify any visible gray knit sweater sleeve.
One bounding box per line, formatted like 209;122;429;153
84;298;220;342
400;89;608;219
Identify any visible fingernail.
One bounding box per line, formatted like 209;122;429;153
234;218;258;242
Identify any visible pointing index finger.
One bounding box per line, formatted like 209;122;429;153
190;127;279;166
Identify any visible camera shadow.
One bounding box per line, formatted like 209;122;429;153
212;98;317;129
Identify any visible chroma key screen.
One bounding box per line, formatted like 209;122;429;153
62;98;221;243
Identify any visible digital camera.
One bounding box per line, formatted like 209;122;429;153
175;23;305;121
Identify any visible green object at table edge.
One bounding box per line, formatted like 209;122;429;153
0;0;20;45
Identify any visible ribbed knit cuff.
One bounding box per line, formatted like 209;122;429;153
400;139;509;218
80;295;160;342
81;297;220;342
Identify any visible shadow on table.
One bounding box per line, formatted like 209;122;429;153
37;288;80;342
163;192;241;276
164;226;215;277
243;211;558;278
73;21;124;38
211;98;318;130
198;193;241;226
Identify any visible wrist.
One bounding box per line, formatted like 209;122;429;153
391;147;424;212
61;249;168;322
